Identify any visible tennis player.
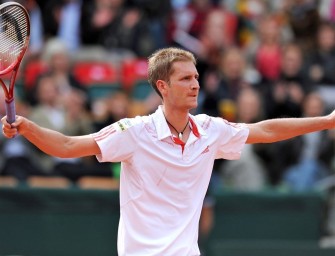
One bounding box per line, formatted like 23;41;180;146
2;47;335;256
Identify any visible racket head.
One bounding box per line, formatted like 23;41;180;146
0;2;30;76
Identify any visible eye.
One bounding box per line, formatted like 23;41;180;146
184;75;199;80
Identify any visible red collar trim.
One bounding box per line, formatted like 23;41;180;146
171;117;200;153
171;136;186;153
189;117;200;138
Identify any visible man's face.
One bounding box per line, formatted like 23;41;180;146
164;61;200;111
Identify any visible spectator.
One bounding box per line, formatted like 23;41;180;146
254;14;283;83
28;73;68;173
127;0;171;50
306;20;335;85
195;7;238;80
35;0;63;40
225;0;272;49
167;0;216;48
319;0;335;21
80;0;156;57
42;38;85;95
199;47;250;120
283;91;334;191
256;43;312;185
27;38;87;106
58;0;82;51
19;0;44;56
92;90;130;132
284;0;321;54
168;1;237;80
28;73;96;181
264;43;311;119
220;87;268;191
0;87;42;181
55;87;110;181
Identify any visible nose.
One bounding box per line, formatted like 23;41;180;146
191;79;200;90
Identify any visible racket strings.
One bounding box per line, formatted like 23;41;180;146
0;11;27;43
0;7;28;42
0;11;27;50
0;6;28;71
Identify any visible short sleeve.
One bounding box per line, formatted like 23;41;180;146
215;118;249;160
92;118;141;163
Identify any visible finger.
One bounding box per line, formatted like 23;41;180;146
2;132;15;139
6;116;21;128
2;123;18;137
2;120;12;129
2;124;17;133
1;115;8;125
1;116;16;128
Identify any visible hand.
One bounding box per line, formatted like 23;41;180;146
328;109;335;129
1;115;24;138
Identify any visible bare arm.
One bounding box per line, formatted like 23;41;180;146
246;110;335;144
1;116;101;158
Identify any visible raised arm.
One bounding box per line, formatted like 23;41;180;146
246;110;335;144
1;116;101;158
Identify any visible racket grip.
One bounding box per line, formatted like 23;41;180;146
5;98;16;124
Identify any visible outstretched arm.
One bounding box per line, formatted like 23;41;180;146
1;116;101;158
246;110;335;144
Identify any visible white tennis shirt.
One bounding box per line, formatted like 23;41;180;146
93;106;249;256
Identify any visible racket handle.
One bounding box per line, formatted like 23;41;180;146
5;98;16;124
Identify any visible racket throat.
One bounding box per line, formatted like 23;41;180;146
5;97;14;103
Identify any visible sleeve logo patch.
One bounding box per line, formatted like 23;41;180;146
113;118;133;132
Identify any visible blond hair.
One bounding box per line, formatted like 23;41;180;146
148;47;196;98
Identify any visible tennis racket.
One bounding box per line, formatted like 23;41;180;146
0;2;30;124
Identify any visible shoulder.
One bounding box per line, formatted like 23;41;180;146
193;113;238;129
109;115;149;133
193;114;214;129
93;115;149;142
193;114;248;134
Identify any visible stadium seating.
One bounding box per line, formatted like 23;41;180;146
0;176;19;188
27;176;72;189
73;61;121;101
72;61;119;86
77;176;119;190
121;58;153;100
72;61;122;101
23;59;48;89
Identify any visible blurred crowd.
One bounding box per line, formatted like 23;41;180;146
0;0;335;195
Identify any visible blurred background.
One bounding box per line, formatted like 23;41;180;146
0;0;335;255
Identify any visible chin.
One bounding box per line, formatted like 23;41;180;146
188;102;198;110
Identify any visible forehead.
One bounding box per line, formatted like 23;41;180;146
171;61;198;77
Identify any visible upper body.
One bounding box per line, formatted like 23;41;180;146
92;105;248;255
2;47;335;255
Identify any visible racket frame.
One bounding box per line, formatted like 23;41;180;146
0;2;30;123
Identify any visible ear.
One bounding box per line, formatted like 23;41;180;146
156;80;169;96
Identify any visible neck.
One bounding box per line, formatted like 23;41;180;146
167;119;189;140
162;106;190;139
162;106;189;131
